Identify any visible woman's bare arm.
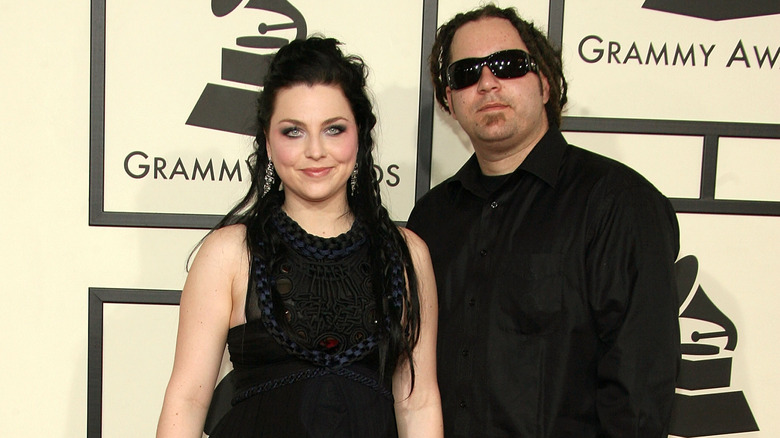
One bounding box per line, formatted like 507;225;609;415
393;227;444;438
157;225;248;438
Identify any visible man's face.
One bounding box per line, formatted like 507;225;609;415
445;17;550;155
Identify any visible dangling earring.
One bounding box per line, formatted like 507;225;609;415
262;161;275;197
350;164;358;196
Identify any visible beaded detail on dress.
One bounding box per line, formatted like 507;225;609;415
272;208;368;261
252;208;404;369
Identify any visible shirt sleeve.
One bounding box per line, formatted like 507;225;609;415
406;204;422;234
586;181;681;437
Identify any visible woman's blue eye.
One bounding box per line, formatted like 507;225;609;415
326;125;346;135
282;126;302;137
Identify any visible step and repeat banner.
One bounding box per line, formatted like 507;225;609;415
89;1;779;436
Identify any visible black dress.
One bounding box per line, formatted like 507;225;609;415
209;209;401;437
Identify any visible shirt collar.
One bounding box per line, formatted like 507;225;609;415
519;127;567;188
447;128;567;197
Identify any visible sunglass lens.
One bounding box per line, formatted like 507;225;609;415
447;50;535;90
449;63;481;90
489;53;526;79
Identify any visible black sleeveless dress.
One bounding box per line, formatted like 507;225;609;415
209;209;401;437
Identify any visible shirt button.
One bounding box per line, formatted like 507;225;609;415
461;349;469;357
468;298;476;307
479;249;487;256
490;201;499;208
459;401;467;408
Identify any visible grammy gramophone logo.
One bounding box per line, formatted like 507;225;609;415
642;0;780;20
670;255;759;437
186;0;308;136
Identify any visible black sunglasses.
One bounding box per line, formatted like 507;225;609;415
446;49;538;90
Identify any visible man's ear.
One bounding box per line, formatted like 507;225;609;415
445;86;456;117
540;74;550;105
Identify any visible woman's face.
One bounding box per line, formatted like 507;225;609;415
266;83;359;211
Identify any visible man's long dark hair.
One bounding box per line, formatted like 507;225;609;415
212;37;421;390
429;3;568;127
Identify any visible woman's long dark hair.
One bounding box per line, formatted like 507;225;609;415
211;37;421;391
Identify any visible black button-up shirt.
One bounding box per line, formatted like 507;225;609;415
407;129;680;437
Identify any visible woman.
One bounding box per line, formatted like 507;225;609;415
157;37;442;437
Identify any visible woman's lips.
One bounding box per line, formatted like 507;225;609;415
302;167;332;177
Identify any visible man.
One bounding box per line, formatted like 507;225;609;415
406;4;680;437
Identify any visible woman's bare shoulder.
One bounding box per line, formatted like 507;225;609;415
201;224;246;252
189;224;248;273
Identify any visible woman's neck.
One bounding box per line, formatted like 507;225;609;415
281;199;354;238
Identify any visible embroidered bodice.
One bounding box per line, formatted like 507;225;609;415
249;208;396;369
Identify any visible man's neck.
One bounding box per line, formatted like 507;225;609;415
474;126;549;176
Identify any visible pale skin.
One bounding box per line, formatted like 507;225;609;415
445;17;551;175
157;84;443;437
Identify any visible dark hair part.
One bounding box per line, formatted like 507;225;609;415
212;37;421;391
429;3;568;127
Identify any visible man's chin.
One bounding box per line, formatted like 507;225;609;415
475;130;515;147
474;118;512;140
481;113;507;126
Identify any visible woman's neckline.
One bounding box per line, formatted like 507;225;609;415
279;205;355;239
271;207;367;258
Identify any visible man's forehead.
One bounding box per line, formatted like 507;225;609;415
450;17;528;61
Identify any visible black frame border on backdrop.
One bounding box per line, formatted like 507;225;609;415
89;0;432;230
87;288;181;438
89;0;248;230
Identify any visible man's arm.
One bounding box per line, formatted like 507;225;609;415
587;183;681;437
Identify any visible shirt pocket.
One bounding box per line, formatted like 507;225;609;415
496;253;564;335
